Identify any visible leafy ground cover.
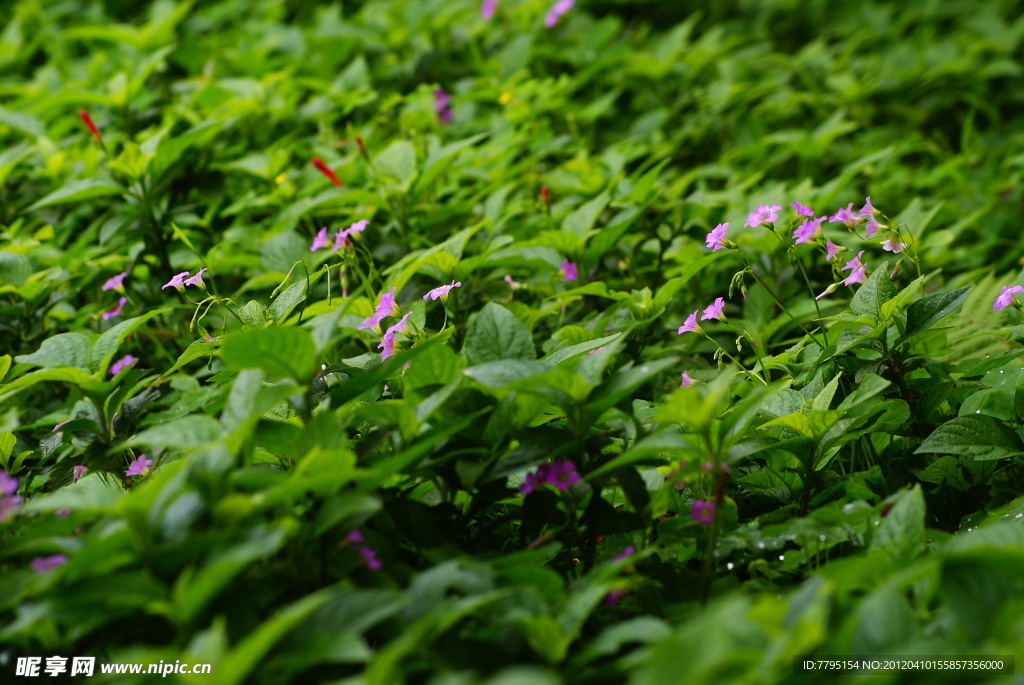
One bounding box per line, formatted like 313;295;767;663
3;0;1024;683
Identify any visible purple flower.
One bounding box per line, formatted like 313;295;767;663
544;0;574;27
559;260;578;281
377;330;398;360
385;312;411;337
56;509;69;518
481;0;498;19
690;500;714;526
829;203;863;228
125;454;153;477
504;274;520;290
102;272;127;292
310;227;330;251
678;311;701;334
613;546;635;562
53;419;72;433
863;214;883;239
101;297;127;321
1;472;17;497
346;529;382;570
604;588;628;606
346;529;364;544
841;250;865;273
72;465;87;483
423;280;462;301
434;88;453;124
109;354;137;376
993;285;1024;311
881;237;905;253
744;204;783;228
815;284;839;301
680;371;693;388
521;461;581;494
700;297;726;321
184;268;208;289
359;288;402;333
588;346;606;355
825;239;842;261
30;555;68;573
842;265;867;286
0;471;20;522
860;196;878;215
793;216;825;244
162;271;190;291
333;219;369;250
705;223;729;252
791;202;814;217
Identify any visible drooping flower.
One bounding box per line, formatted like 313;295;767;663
825;239;842;261
109;354;137;376
881;237;905;253
359;288;402;334
184;268;208;290
559;260;578;281
744;204;783;228
841;250;865;273
544;0;574;27
346;529;382;570
680;371;693;388
333;219;369;250
72;465;87;483
829;203;863;228
604;588;628;606
521;461;581;494
0;472;21;522
377;330;398;360
101;297;127;321
705;223;730;252
613;546;635;562
78;110;103;145
860;196;879;215
385;312;412;337
53;419;72;433
30;555;68;573
504;274;520;290
678;311;701;334
125;454;153;477
162;271;190;291
993;285;1024;311
815;283;839;301
700;297;726;321
481;0;498;18
793;216;825;244
423;280;462;301
842;265;867;286
791;201;814;217
434;88;453;124
102;272;127;292
690;500;715;526
310;227;330;251
311;156;343;187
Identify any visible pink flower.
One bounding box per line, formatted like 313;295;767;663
521;461;581;494
434;88;453;124
690;500;715;526
705;223;729;252
587;346;606;355
481;0;498;18
860;196;878;215
604;588;628;606
504;274;520;290
423;280;462;301
560;260;578;281
0;471;21;522
359;288;402;333
162;271;190;290
843;265;867;286
30;555;68;573
544;0;574;27
102;297;127;321
863;214;883;238
793;216;825;244
815;284;839;301
700;297;726;321
386;312;411;337
102;272;127;292
994;285;1024;311
613;546;635;562
125;454;153;477
825;239;842;261
184;268;208;289
378;330;398;360
680;371;693;388
678;311;701;334
841;250;865;273
791;202;814;217
881;237;905;253
72;465;87;483
109;354;137;376
333;220;368;250
53;419;72;433
346;529;382;570
744;204;782;228
310;227;330;251
829;203;863;228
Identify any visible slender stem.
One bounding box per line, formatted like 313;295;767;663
740;251;824;348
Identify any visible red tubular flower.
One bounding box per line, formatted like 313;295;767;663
78;110;103;145
310;157;343;187
541;185;550;207
355;136;368;158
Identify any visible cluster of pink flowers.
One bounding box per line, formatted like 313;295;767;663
481;0;498;19
162;268;208;291
311;220;368;252
423;280;461;301
30;555;68;573
109;354;137;376
545;0;574;27
678;296;726;335
994;285;1024;311
1;471;21;522
434;89;453;125
126;454;153;477
521;461;581;494
100;271;129;320
360;288;413;360
346;529;382;570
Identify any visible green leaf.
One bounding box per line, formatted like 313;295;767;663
15;333;91;369
0;251;31;287
27;178;124;211
850;261;896;320
375;140;417;189
462;302;535;364
562;190;609;240
915;415;1024;461
902;285;972;340
869;486;925;561
88;309;168;374
124;414;221;449
221;326;317;382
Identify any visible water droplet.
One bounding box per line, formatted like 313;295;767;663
818;534;826;542
976;410;981;413
757;542;765;549
726;562;734;570
1016;513;1022;519
778;555;785;561
1000;370;1005;374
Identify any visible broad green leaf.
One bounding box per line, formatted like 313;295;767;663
562;190;609;240
375;140;417;188
0;251;31;287
915;415;1024;460
850;261;896;320
15;332;91;369
88;309;168;374
462;302;535;364
125;414;221;449
902;285;972;340
221;326;316;382
27;178;124;211
869;486;925;561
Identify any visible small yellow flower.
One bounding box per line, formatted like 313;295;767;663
498;92;512;105
274;172;287;185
